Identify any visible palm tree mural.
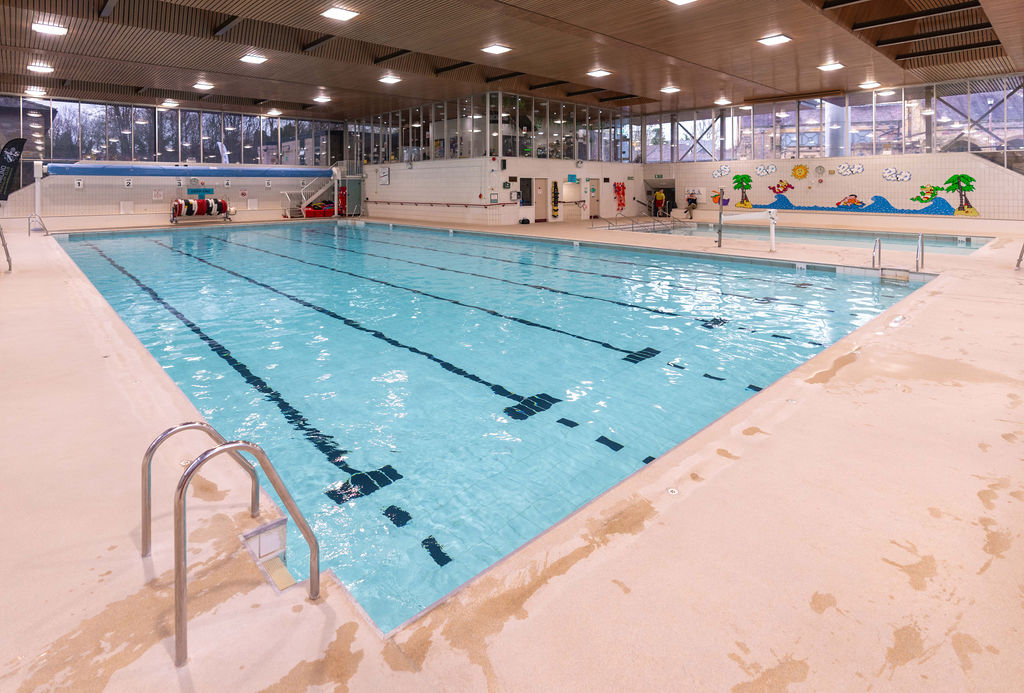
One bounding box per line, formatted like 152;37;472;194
943;174;979;216
732;173;753;208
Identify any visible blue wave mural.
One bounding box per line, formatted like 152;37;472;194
752;194;956;216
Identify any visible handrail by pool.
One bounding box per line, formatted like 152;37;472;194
915;233;924;271
872;238;881;269
174;440;320;666
0;223;11;271
1015;240;1023;270
141;421;259;557
366;199;518;208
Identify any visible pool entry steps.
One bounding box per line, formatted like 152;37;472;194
141;421;321;666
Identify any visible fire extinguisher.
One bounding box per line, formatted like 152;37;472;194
339;186;347;215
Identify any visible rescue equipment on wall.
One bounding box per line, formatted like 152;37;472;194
613;182;626;211
552;181;559;219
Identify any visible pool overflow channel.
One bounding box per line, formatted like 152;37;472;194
64;219;932;641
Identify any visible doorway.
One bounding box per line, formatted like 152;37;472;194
589;180;600;218
534;177;548;222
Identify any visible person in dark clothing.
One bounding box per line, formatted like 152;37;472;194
685;191;698;219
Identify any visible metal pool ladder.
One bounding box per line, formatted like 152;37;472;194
141;421;321;666
28;214;48;236
0;223;11;271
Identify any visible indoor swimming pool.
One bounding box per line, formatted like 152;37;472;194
59;221;924;632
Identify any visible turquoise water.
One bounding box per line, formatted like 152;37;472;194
60;221;922;632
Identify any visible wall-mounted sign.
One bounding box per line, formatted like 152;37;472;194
654;174;663;178
502;181;511;189
187;188;214;196
239;189;248;198
176;178;183;187
224;180;231;187
73;178;84;189
567;174;577;183
627;176;634;180
489;193;499;203
265;179;272;188
152;189;164;201
124;178;133;188
379;167;390;185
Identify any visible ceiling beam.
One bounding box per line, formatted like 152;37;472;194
598;94;637;102
876;22;992;47
254;99;268;105
529;80;568;90
895;39;1001;61
434;61;473;75
135;86;147;95
198;93;211;101
213;16;241;37
373;49;410;65
822;0;873;9
301;36;333;52
98;0;118;18
484;71;525;83
852;1;980;31
566;87;603;96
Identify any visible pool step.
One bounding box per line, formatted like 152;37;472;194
880;267;910;285
242;518;297;591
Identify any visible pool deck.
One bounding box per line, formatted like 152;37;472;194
1;218;1022;692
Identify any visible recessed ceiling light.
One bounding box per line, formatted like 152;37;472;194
411;123;421;127
27;111;43;117
859;81;880;89
921;108;935;116
182;141;191;146
876;89;896;96
225;126;236;131
714;97;732;106
482;44;511;54
500;112;509;116
313;95;331;103
472;114;483;119
660;86;680;94
244;144;253;148
587;69;611;78
193;82;214;90
32;22;67;35
817;62;844;71
25;87;46;96
29;123;42;129
27;63;54;73
266;108;282;116
738;105;753;110
108;137;119;143
379;75;401;84
240;54;268;64
667;0;698;4
121;129;132;134
472;129;481;133
758;34;791;46
938;115;951;122
161;100;179;107
135;119;148;125
491;132;498;136
321;7;358;21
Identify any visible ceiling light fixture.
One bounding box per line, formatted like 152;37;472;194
27;111;42;118
266;108;282;116
27;63;55;73
587;69;611;78
321;7;359;21
193;81;214;90
379;75;401;84
411;123;421;127
225;126;236;131
313;95;331;103
32;22;67;35
25;87;46;97
876;89;896;96
738;105;753;110
29;123;43;129
758;34;791;46
714;97;732;106
817;62;844;71
240;54;268;64
482;44;511;54
667;0;698;5
660;86;680;94
121;129;132;134
161;100;179;108
135;119;148;125
921;108;935;116
859;81;880;89
830;123;841;129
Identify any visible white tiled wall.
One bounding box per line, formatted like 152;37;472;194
670;153;1024;221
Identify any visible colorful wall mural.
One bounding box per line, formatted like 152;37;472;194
687;154;996;218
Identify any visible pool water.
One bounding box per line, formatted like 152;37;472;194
60;221;922;632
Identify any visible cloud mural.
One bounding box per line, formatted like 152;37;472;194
882;167;912;182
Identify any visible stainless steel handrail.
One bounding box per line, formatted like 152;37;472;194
141;421;259;557
28;213;48;236
915;233;924;271
0;224;11;271
1015;240;1023;270
175;440;320;666
716;187;724;248
872;238;881;268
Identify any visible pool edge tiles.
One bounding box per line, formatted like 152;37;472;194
56;222;929;630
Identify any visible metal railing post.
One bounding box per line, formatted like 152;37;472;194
872;238;881;269
915;233;924;271
716;187;724;248
174;440;320;666
142;421;259;557
1015;240;1023;270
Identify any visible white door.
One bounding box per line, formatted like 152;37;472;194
535;178;548;222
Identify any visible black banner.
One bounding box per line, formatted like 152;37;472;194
0;138;27;201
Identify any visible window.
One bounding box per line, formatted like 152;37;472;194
242;115;260;163
260;116;279;164
106;105;132;161
279;118;296;164
223;113;241;164
51;100;79;160
875;89;903;155
22;98;50;160
798;99;823;158
133;106;155;161
157;108;179;162
848;92;873;156
823;96;847;157
904;85;933;155
80;103;106;160
968;78;1007;153
180;110;201;162
934;81;969;153
774;102;797;159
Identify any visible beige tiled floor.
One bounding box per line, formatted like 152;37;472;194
1;218;1022;692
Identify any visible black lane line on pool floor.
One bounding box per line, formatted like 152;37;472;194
153;240;561;422
85;242;405;506
331;226;819;308
360;223;838;292
206;235;660;365
285;229;826;344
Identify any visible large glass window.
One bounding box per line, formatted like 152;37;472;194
676;113;694;162
223;113;241;164
904;86;932;154
22;99;49;160
80;103;106;160
157;107;179;162
969;78;1007;153
242;114;260;163
279;118;296;165
106;105;132;161
1007;75;1024;153
823;96;846;157
798;99;822;158
774;102;797;159
848;92;874;156
875;89;903;155
51;100;79;160
296;120;312;165
260;116;279;164
180;110;201;162
934;81;969;152
133;106;155;161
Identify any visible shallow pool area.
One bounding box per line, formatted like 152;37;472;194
59;220;924;632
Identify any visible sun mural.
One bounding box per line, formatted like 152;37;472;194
791;164;809;180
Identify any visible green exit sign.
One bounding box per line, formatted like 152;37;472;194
654;174;663;178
